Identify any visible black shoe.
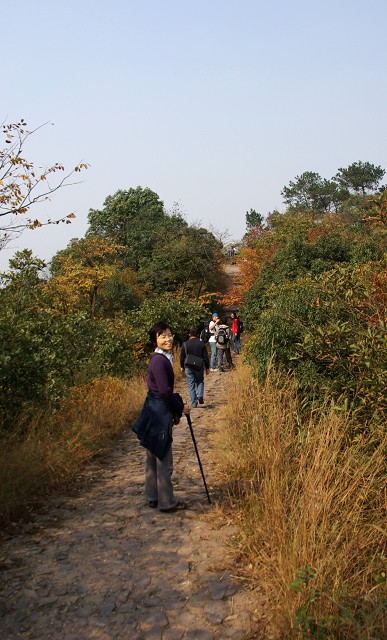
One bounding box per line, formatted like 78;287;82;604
198;397;204;404
148;500;158;508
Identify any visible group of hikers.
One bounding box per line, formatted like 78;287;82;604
179;311;243;407
132;312;243;513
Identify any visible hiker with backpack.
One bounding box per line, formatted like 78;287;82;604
230;311;242;354
180;327;210;408
199;319;211;344
208;312;220;371
216;318;235;372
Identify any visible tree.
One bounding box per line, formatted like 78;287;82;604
127;293;208;360
281;172;348;213
48;236;125;317
245;209;264;232
0;249;47;311
0;119;88;249
335;161;385;196
139;225;225;301
363;190;387;227
87;186;186;270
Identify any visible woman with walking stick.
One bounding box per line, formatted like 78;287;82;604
132;321;191;512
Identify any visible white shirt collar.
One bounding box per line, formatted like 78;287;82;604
154;347;174;364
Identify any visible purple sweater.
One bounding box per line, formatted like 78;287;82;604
146;353;182;413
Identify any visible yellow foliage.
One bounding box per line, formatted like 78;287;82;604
46;237;125;314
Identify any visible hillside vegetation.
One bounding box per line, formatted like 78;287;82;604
218;163;386;638
0;123;385;637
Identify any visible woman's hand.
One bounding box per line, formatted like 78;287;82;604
183;404;191;415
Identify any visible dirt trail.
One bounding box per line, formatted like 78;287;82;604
0;363;267;640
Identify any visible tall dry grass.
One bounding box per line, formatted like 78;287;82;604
0;375;146;527
214;363;386;639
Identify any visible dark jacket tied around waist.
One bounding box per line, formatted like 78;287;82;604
132;390;184;460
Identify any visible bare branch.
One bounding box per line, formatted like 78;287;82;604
0;120;88;248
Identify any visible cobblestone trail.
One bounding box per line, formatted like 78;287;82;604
0;364;266;640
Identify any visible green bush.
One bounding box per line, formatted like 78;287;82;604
246;260;387;428
0;308;139;427
127;293;209;359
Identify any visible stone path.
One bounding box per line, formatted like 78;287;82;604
0;364;267;640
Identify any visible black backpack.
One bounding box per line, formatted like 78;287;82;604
199;320;211;343
239;319;244;334
216;327;228;345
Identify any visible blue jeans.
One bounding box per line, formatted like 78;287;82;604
185;367;204;406
209;341;218;369
232;334;241;354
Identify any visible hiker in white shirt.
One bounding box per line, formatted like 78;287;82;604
208;312;220;371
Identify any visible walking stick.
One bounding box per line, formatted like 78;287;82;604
186;414;211;504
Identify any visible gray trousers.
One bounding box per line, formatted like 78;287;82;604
145;446;178;510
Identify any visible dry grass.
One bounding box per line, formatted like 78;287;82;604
213;363;386;639
0;375;146;526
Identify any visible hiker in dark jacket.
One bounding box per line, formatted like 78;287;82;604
180;327;210;408
132;321;191;512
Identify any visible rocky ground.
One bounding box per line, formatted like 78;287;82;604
0;360;268;640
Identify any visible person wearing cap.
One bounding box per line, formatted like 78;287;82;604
208;312;220;371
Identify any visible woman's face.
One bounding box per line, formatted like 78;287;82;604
156;329;174;352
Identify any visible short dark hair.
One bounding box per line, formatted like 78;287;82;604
189;327;198;337
149;321;173;346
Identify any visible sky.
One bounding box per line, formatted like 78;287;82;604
2;0;387;269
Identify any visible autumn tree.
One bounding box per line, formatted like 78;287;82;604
0;119;88;248
0;244;141;426
363;190;387;227
48;236;126;317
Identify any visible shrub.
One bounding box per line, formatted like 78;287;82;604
127;293;209;359
0;308;139;428
246;260;387;428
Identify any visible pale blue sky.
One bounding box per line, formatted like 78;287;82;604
2;0;387;268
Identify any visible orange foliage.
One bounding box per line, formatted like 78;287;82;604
219;243;277;307
363;190;387;226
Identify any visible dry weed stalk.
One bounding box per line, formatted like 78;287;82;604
214;363;386;639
